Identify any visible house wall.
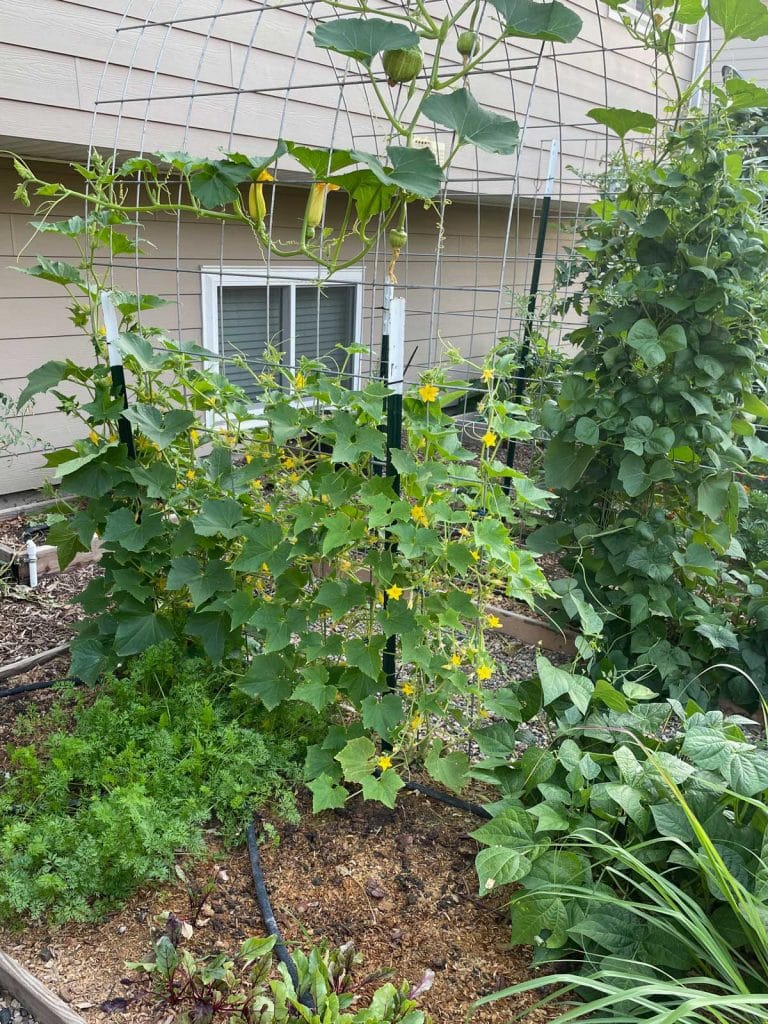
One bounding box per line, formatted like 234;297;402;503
710;23;768;85
0;160;577;495
0;0;697;198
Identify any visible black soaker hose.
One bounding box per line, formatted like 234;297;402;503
0;677;78;700
403;779;492;820
245;821;315;1012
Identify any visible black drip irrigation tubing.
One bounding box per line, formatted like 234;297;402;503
246;820;316;1012
0;676;79;700
403;779;492;820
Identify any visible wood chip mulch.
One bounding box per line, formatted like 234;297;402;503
0;773;551;1024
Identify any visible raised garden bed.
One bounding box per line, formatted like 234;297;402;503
0;513;101;588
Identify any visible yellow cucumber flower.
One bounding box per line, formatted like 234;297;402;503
481;430;497;447
248;170;274;225
306;182;340;229
418;384;439;403
386;584;404;601
376;754;393;771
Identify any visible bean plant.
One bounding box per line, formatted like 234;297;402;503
533;91;768;706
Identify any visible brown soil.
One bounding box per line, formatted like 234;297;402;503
0;776;547;1024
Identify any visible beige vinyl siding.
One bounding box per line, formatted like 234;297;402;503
0;0;696;196
710;28;768;85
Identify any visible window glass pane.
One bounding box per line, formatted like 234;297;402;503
295;285;355;383
219;285;284;399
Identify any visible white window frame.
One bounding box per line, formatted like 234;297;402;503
607;1;686;41
200;265;364;416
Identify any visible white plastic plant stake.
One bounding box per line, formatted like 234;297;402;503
388;297;406;395
25;538;38;589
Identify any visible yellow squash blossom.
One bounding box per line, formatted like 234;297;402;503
481;430;497;447
418;383;439;403
248;170;274;225
386;584;404;601
306;182;340;229
411;505;428;526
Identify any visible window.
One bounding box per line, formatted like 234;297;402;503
201;267;363;403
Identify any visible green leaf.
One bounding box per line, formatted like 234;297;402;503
167;556;234;608
593;678;629;712
587;107;656;138
659;323;687;353
307;774;348;812
543;437;594;489
636;209;670;238
626;318;665;368
424;740;470;794
186;611;230;662
475;847;531;894
122;404;196;449
725;748;768;797
102;508;166;553
694;621;739;650
618;453;651;497
188;159;252;208
285;142;355;177
487;0;582;41
335;736;377;783
350;146;443;200
523;849;588;890
709;0;768;41
113;331;167;371
47;518;87;571
312;17;420;65
192;497;244;539
421;89;520;155
361;770;405;808
471;807;536;848
19;256;84;286
236;653;293;710
510;892;568;947
697;476;731;521
574;416;599;445
17;360;69;406
291;667;338;713
115;612;174;655
360;693;403;740
744;392;768;419
603;783;649;830
345;636;384;680
651;801;695;842
537;655;593;713
725;78;768;110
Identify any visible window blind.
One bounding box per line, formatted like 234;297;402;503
219;285;284;399
295;285;355;382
